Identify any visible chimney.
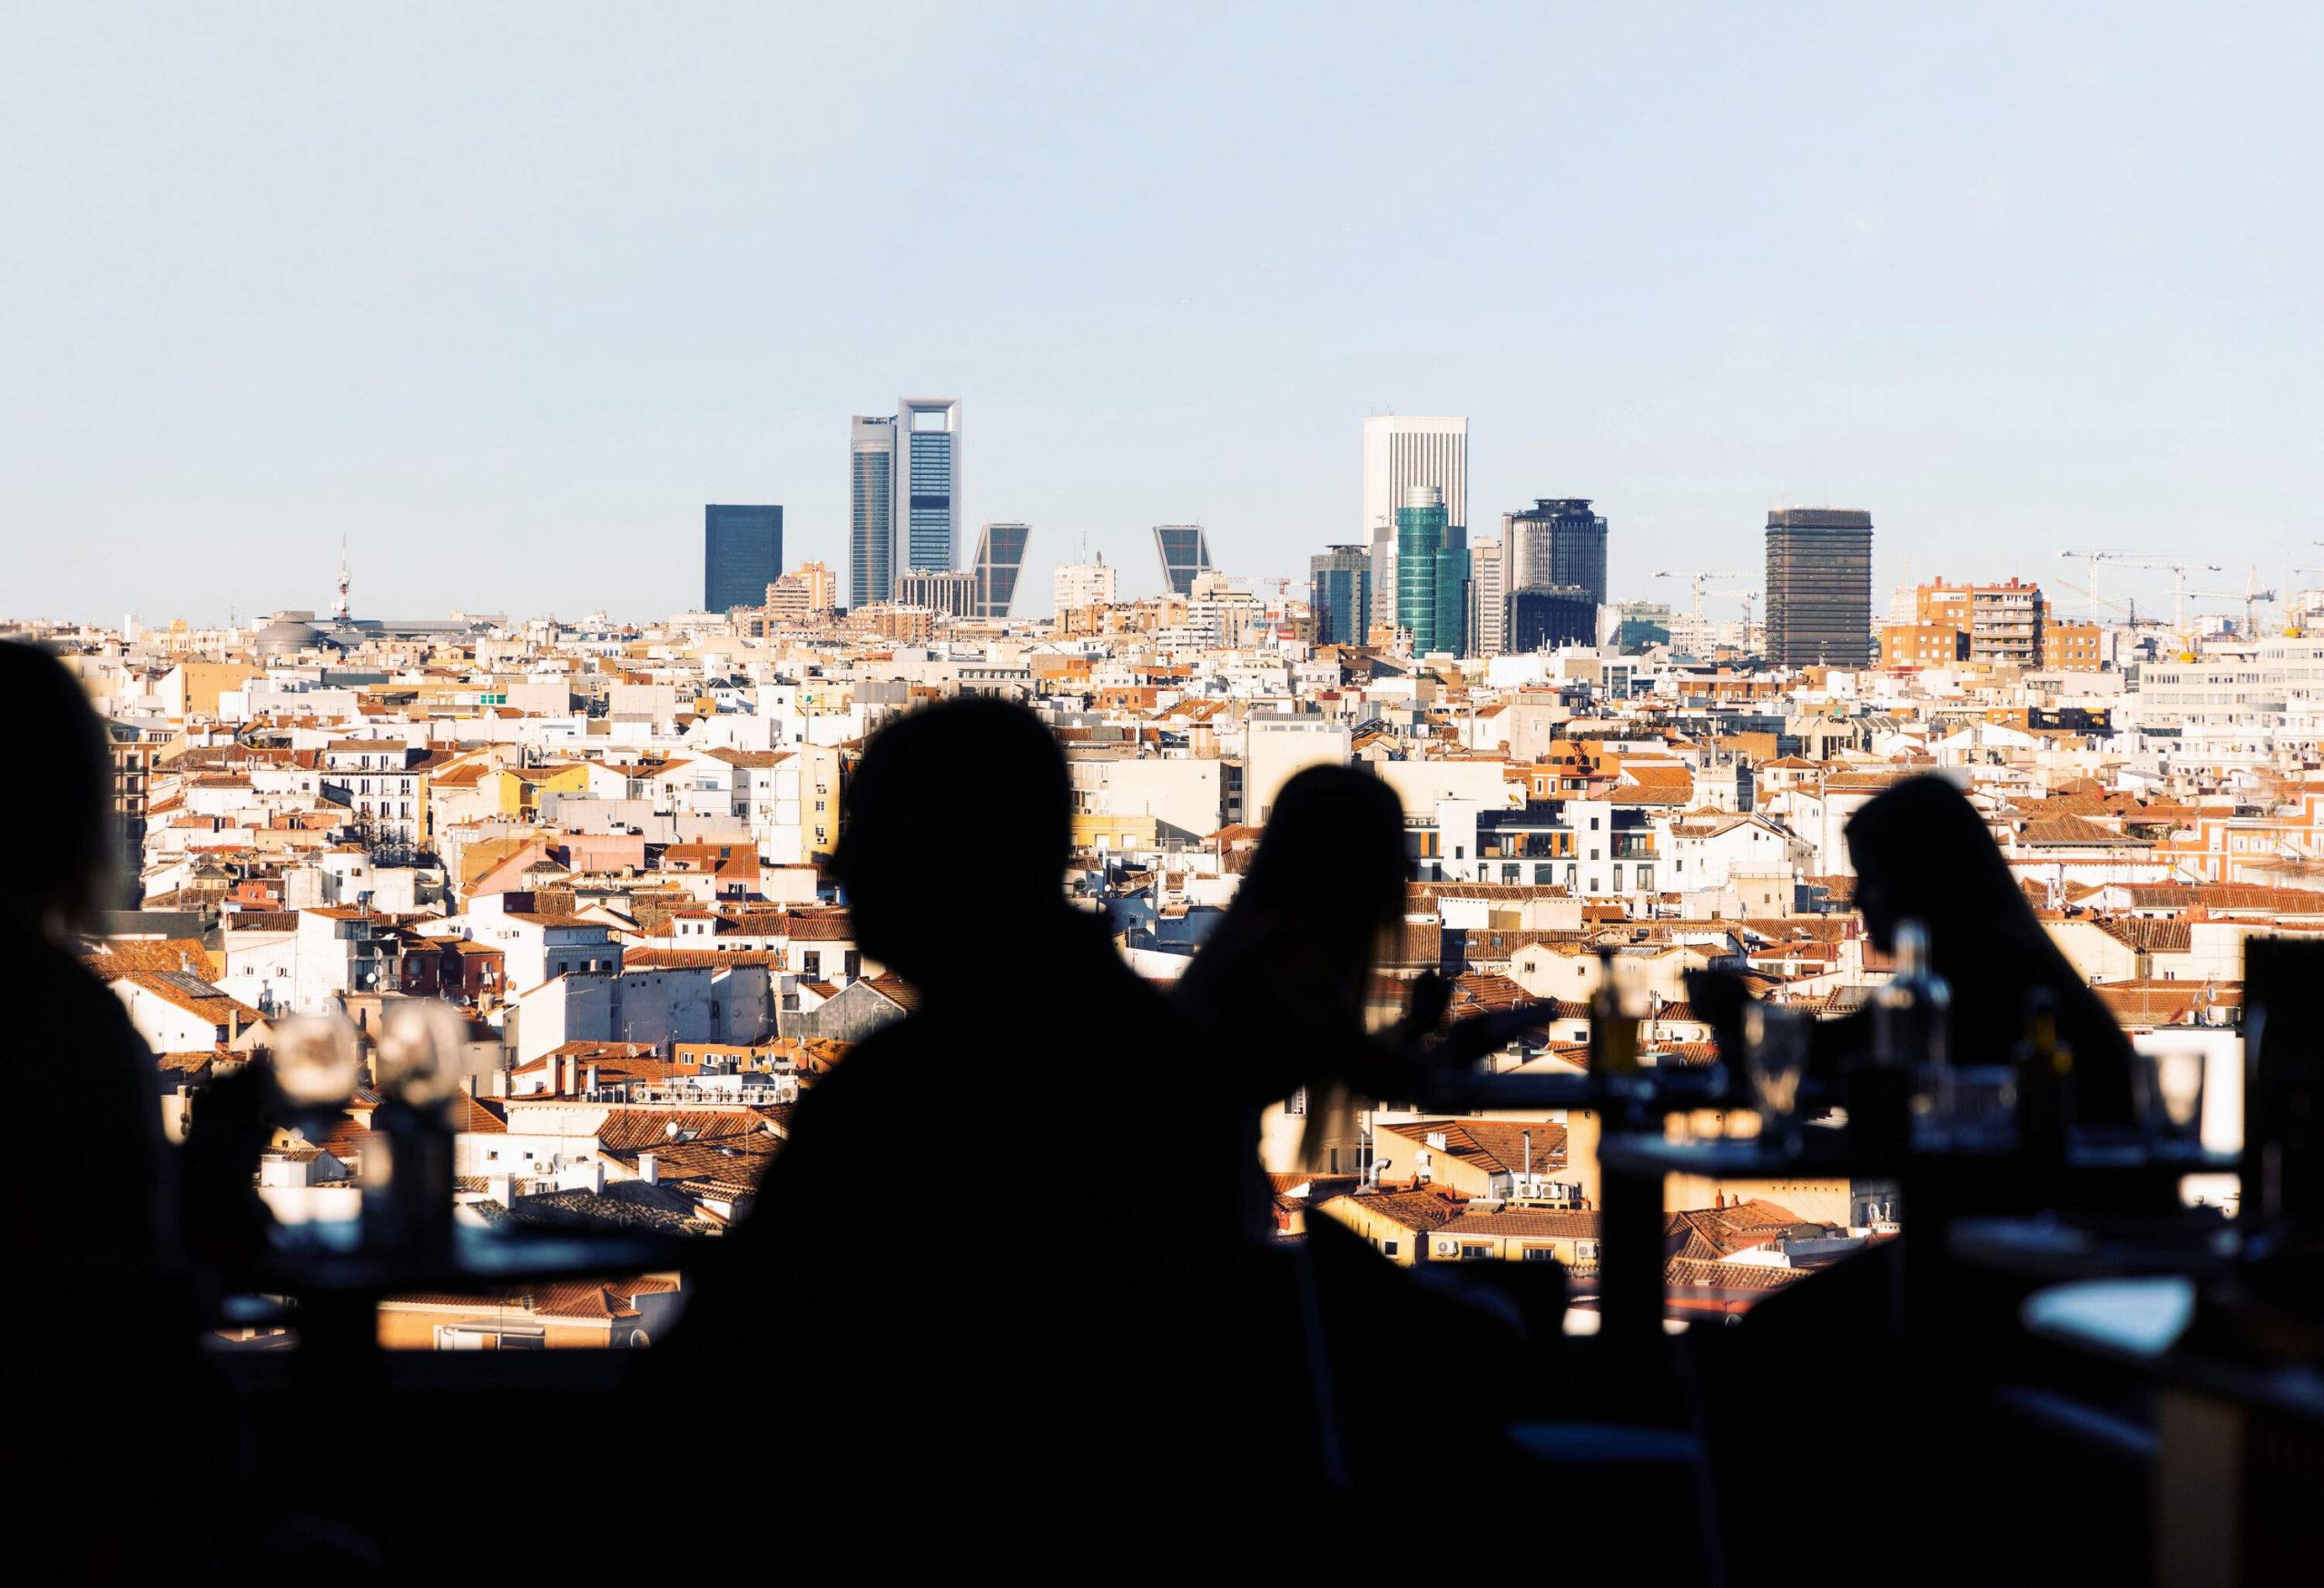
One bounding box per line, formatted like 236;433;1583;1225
228;1008;241;1041
639;1152;658;1186
586;1062;598;1096
561;1054;578;1096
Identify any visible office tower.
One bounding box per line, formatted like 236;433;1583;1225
1308;545;1372;647
850;416;898;608
704;505;783;614
970;521;1029;619
898;397;962;576
1395;485;1467;655
1363;415;1468;627
896;567;978;617
1506;585;1599;652
1765;508;1875;667
1468;540;1507;656
1502;498;1609;607
1054;557;1118;618
1153;525;1213;597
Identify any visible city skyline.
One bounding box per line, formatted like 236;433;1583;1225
5;7;2319;624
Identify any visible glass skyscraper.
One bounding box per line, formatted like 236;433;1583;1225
1502;498;1609;607
704;504;783;614
850;416;897;608
900;397;961;576
1395;485;1466;655
1506;585;1599;652
970;521;1030;618
1363;415;1468;631
1153;524;1212;597
1308;544;1372;646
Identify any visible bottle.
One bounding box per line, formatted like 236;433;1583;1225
1874;919;1950;1070
2014;987;2076;1165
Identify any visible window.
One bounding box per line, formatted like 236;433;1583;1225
1521;1247;1561;1262
802;952;822;979
1460;1243;1493;1261
1285;1085;1307;1117
1382;1239;1399;1258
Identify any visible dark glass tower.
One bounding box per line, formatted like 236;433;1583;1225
1154;524;1213;597
850;416;897;607
1765;508;1874;666
1506;585;1598;652
1503;498;1609;607
704;505;783;614
970;521;1030;618
1308;545;1372;646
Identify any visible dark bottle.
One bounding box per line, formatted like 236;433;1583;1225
2014;987;2075;1165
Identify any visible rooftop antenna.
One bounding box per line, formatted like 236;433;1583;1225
333;537;351;621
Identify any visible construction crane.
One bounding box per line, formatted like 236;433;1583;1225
2181;567;2277;639
2049;575;2164;629
1653;569;1746;621
2058;550;2221;627
2057;552;2221;632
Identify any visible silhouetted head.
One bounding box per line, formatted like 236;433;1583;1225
833;697;1073;988
1237;765;1408;998
1846;774;2024;955
0;641;113;938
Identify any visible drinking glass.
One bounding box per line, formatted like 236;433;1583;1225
2140;1046;2209;1146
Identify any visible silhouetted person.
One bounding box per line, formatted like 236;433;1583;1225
655;699;1215;1548
0;641;215;1580
1712;774;2143;1585
1177;765;1544;1498
1828;773;2138;1124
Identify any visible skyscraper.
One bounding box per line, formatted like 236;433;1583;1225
704;505;783;614
1308;545;1372;647
1503;498;1609;607
849;415;898;608
1363;416;1468;628
1395;485;1466;655
898;397;961;576
1765;508;1875;667
1468;540;1506;656
1153;524;1212;597
970;521;1029;618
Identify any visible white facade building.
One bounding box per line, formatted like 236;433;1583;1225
1053;558;1118;617
1362;415;1468;628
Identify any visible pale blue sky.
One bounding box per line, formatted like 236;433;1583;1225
3;3;2318;626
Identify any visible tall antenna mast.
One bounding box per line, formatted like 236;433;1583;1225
333;536;351;620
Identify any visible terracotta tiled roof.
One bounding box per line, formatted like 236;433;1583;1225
1375;1119;1569;1177
1316;1188;1467;1233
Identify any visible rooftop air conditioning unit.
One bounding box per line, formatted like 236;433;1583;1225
1435;1239;1457;1257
